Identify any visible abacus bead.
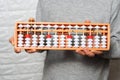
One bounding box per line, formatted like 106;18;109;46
81;25;86;29
25;38;30;40
88;45;92;48
81;42;86;44
18;37;23;40
53;35;58;38
39;35;45;37
101;36;107;38
25;41;31;44
53;24;58;28
95;45;99;48
87;36;93;39
87;39;93;41
32;34;37;37
101;45;106;48
94;36;100;38
60;35;65;38
18;24;23;28
101;39;107;41
81;39;86;41
46;34;52;38
18;41;23;43
25;34;31;38
74;35;79;38
33;24;37;28
88;25;93;29
81;45;86;48
61;25;65;28
32;38;37;40
18;44;23;47
68;25;72;29
102;26;107;30
81;35;86;38
26;24;30;28
18;34;23;37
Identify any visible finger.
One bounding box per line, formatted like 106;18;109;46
83;48;95;57
9;37;15;46
76;49;85;55
25;49;37;53
91;50;103;55
14;47;21;53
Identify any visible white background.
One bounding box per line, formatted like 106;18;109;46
0;0;120;80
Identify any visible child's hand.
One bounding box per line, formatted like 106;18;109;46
9;36;38;53
75;48;103;57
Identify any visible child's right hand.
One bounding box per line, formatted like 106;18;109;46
9;36;38;53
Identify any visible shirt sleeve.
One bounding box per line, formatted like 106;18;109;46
101;0;120;59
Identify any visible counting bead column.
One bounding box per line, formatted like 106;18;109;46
32;24;38;47
94;26;100;48
74;25;79;48
46;25;52;47
59;25;65;48
53;25;58;48
87;25;93;48
25;24;31;47
81;25;86;48
18;24;23;47
101;25;107;48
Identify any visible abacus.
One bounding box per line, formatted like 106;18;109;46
14;18;110;51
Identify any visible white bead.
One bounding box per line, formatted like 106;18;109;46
25;44;30;47
94;39;100;41
46;38;52;41
33;24;37;28
25;41;30;44
32;41;37;43
40;24;44;28
94;36;100;38
39;45;44;47
88;45;92;48
74;39;79;41
53;41;58;44
81;42;86;44
81;39;86;41
74;35;79;38
67;39;72;41
32;34;37;37
81;25;86;29
67;45;72;47
18;37;23;40
74;25;79;29
94;42;100;44
18;24;23;28
53;45;58;47
81;45;86;48
60;35;65;38
81;35;86;38
53;38;58;41
32;38;37;41
47;24;51;28
60;45;65;47
101;39;107;41
46;45;51;47
53;24;58;28
87;39;93;41
74;42;79;44
88;25;93;29
39;38;45;40
67;25;72;29
101;36;107;38
25;38;30;40
95;25;100;29
101;42;107;44
74;45;79;47
60;41;65;44
101;45;106;48
32;44;37;47
88;41;93;44
61;25;65;28
94;45;99;48
18;34;23;37
18;41;23;43
26;24;30;28
102;26;107;30
18;44;23;47
39;35;45;37
53;35;58;38
60;38;65;41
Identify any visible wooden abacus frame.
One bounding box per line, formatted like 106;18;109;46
14;18;110;51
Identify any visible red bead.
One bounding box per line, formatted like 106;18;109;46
25;34;31;38
67;35;72;38
46;34;52;38
87;36;94;39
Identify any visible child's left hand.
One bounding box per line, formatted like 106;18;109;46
75;48;103;57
